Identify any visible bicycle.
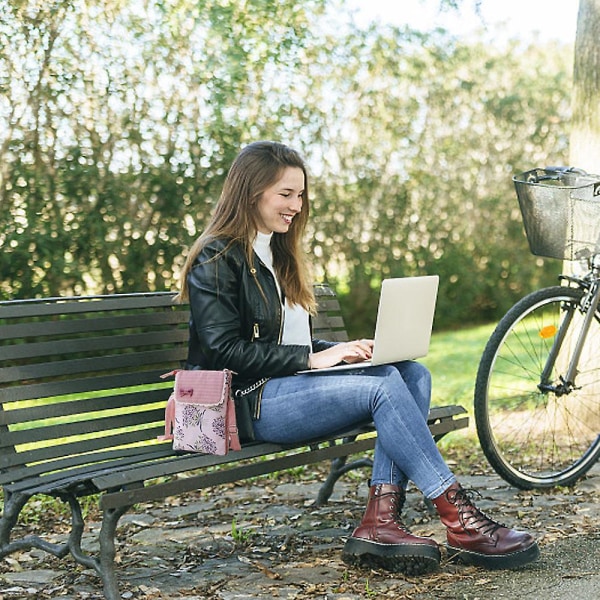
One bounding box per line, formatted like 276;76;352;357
474;166;600;489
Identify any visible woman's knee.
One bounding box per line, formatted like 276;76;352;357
395;361;431;394
399;360;431;383
372;365;413;403
380;361;432;415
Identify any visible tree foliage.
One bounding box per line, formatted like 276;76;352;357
303;26;572;332
0;0;573;333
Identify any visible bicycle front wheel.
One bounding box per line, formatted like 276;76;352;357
475;285;600;489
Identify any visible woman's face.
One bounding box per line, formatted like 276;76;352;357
255;166;304;235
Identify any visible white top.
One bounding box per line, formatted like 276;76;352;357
253;232;311;347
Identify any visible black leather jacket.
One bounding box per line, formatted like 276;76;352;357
186;237;336;435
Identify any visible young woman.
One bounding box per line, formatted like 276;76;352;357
178;141;539;575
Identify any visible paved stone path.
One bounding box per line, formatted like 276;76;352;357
1;462;599;599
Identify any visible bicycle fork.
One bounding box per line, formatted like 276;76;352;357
538;280;600;396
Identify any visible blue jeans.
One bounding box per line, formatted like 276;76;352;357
252;362;456;499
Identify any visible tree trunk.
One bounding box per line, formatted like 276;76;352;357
568;0;600;433
570;0;600;170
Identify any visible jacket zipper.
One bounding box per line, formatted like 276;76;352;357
277;297;284;343
245;262;284;418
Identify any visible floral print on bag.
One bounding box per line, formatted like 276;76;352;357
158;369;241;456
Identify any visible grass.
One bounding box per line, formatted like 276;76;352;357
423;322;495;411
420;322;497;457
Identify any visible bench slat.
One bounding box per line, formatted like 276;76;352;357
315;330;349;342
312;314;346;329
1;445;176;492
0;446;176;490
0;292;179;319
99;436;379;510
4;426;373;496
1;347;187;385
9;436;374;499
0;309;189;342
0;388;168;427
2;328;189;362
314;297;342;311
0;368;176;404
1;406;164;449
0;426;168;476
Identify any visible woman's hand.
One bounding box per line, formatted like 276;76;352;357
308;339;374;370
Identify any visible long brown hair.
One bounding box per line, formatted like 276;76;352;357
177;141;316;313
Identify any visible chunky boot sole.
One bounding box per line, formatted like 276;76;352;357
342;538;440;576
446;541;540;570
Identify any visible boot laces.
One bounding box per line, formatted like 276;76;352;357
447;486;504;539
386;490;411;532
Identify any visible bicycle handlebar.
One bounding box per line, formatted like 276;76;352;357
526;166;589;183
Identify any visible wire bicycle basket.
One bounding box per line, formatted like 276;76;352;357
513;167;600;261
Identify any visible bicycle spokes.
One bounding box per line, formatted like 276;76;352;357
474;286;600;489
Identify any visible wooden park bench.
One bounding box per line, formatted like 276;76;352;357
0;284;468;600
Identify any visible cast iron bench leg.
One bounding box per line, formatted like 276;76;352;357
315;437;373;506
0;489;71;558
94;503;132;600
0;486;132;600
0;490;30;556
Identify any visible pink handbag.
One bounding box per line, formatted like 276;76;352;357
158;369;241;455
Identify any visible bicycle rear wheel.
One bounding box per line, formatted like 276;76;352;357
475;285;600;489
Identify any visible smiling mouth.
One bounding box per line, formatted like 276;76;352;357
281;214;293;225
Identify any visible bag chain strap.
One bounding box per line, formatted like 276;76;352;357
235;377;270;397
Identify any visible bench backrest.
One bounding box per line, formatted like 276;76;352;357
0;285;347;484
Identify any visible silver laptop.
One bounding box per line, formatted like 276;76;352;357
299;275;439;374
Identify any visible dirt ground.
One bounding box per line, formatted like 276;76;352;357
1;445;599;599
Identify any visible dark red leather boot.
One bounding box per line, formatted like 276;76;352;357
432;482;540;569
342;483;440;575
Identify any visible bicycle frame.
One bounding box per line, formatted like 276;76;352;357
475;166;600;489
539;254;600;396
